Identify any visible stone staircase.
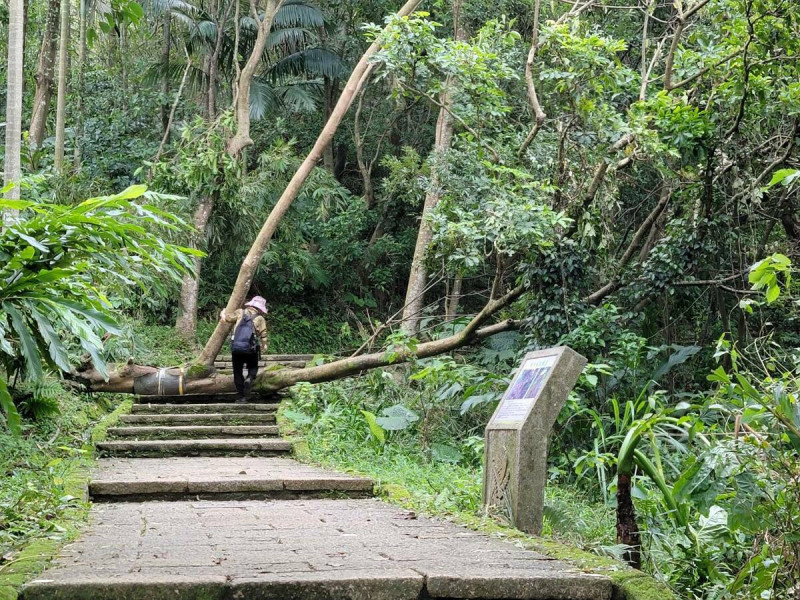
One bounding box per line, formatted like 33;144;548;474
97;397;291;458
90;392;371;501
23;371;613;600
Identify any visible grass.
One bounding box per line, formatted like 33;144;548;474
0;389;132;599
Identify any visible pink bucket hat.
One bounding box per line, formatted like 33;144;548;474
244;296;268;314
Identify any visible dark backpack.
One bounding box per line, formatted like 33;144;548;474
231;312;258;354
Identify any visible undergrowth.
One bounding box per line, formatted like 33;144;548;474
0;387;120;571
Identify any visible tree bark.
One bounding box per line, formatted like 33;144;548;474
28;0;61;150
446;275;463;319
227;0;284;156
53;0;70;173
322;77;340;171
400;101;454;333
3;0;25;213
197;0;426;367
72;0;87;167
160;13;171;142
175;196;215;342
616;472;642;569
400;1;464;334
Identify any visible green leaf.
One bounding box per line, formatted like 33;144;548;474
376;405;419;431
431;443;463;463
4;303;43;381
28;305;71;372
765;284;780;303
0;377;21;435
766;168;799;188
360;410;386;443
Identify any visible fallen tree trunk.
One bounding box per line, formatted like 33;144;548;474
74;285;523;395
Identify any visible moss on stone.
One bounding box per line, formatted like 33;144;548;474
0;585;17;600
447;513;678;600
90;398;134;446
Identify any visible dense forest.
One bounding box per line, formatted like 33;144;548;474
1;0;799;596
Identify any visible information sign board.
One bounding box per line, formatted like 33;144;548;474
483;346;586;534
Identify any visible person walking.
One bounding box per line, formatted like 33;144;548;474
220;296;269;402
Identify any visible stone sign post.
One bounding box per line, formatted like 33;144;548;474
483;346;587;534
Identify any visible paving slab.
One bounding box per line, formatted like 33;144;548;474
121;413;276;426
96;438;292;458
23;499;611;600
131;403;280;414
106;425;280;439
89;457;374;500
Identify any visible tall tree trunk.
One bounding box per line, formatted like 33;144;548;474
72;0;87;167
197;0;426;367
3;0;25;214
322;77;339;171
28;0;61;150
176;196;215;342
160;13;171;142
53;0;70;173
400;2;463;334
175;1;235;342
400;102;454;333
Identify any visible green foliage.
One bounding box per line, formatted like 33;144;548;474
0;186;198;412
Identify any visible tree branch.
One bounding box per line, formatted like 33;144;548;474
585;186;671;304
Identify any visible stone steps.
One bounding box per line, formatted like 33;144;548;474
88;457;374;501
106;425;280;440
96;438;292;458
120;413;276;426
22;499;613;600
131;402;279;414
135;394;279;404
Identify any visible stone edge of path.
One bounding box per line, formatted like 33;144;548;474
21;570;612;600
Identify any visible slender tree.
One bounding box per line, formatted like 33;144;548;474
400;0;464;333
3;0;25;213
72;0;88;167
29;0;61;151
53;0;71;172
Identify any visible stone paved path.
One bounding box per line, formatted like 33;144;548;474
23;383;612;600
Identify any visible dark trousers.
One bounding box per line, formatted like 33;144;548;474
232;351;259;397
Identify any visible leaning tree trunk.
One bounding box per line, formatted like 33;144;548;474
196;0;426;367
173;0;237;342
29;0;61;150
53;0;70;173
175;196;215;342
400;3;464;334
3;0;25;213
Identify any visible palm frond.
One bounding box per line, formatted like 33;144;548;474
250;77;282;120
266;27;317;53
276;80;322;113
269;47;347;82
273;0;325;29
